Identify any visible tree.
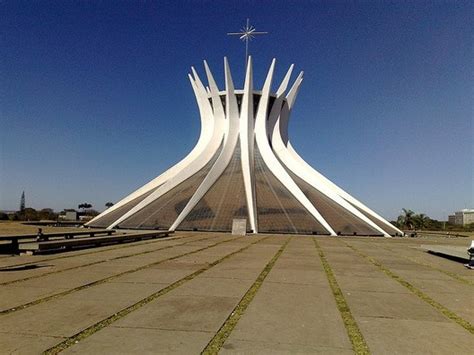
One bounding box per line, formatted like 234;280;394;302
38;208;58;221
105;202;114;209
78;203;92;212
413;213;430;230
20;208;39;221
397;208;415;230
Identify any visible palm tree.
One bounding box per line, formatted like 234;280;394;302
414;213;430;230
399;208;415;230
78;203;92;213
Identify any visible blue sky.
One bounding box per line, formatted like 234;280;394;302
1;1;472;220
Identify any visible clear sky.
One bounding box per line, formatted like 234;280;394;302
1;1;472;220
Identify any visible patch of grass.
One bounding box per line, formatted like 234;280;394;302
201;237;291;355
344;242;474;335
313;239;370;355
43;236;269;355
1;235;237;316
0;222;84;236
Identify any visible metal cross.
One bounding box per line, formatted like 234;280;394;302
227;19;268;64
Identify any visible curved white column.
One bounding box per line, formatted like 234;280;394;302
255;59;336;236
86;72;215;226
274;75;402;236
240;57;257;233
287;143;403;235
107;63;226;229
270;79;391;236
170;57;240;231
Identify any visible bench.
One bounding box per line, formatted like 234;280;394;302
0;229;115;254
18;230;173;254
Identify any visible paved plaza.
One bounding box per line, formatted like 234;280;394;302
0;232;473;354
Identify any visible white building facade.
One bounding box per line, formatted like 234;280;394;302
450;209;474;226
87;58;402;236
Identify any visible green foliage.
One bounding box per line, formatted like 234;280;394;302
8;207;58;221
413;213;430;229
78;203;92;210
396;208;415;229
38;208;59;220
0;212;9;220
395;209;474;232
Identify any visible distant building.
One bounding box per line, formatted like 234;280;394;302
64;211;78;221
450;209;474;225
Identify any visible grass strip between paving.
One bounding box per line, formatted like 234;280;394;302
0;234;216;286
0;235;238;316
344;241;474;335
201;237;291;355
379;244;474;287
313;239;371;355
42;236;269;355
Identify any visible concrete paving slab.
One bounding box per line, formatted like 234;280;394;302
225;282;352;349
9;269;118;289
0;282;162;337
271;257;321;269
0;285;70;311
358;317;474;354
176;276;255;298
334;275;410;293
110;266;198;285
62;327;212;354
0;332;65;355
113;294;240;332
265;268;328;285
325;267;386;279
345;290;448;321
64;281;165;301
166;243;256;265
392;268;457;281
0;262;75;284
220;339;354;354
326;261;381;273
202;266;270;280
405;277;472;294
95;245;207;267
372;261;436;271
